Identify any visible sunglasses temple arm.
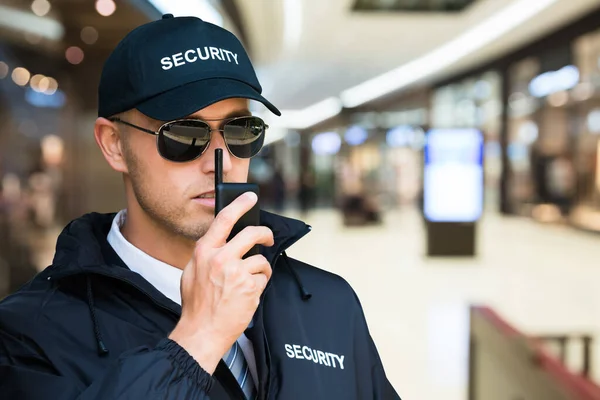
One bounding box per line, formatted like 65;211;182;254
215;148;223;186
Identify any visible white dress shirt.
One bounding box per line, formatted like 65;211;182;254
107;209;258;386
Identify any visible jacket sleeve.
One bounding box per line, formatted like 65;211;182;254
0;333;213;399
351;290;402;400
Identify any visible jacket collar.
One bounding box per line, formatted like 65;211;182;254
48;210;311;281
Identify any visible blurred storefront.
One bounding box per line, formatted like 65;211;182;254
505;49;576;218
502;18;600;230
302;91;429;214
570;28;600;231
421;5;600;232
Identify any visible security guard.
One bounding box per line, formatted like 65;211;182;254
0;14;400;400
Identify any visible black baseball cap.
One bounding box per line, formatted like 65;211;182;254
98;14;280;121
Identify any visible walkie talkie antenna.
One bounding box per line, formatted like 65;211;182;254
215;148;223;186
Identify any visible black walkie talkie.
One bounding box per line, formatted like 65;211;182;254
214;148;261;258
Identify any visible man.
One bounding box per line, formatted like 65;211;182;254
0;14;400;399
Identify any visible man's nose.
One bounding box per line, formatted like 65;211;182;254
200;131;232;176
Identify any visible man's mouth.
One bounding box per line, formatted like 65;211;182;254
195;191;215;199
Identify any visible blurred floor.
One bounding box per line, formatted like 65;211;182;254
284;207;600;400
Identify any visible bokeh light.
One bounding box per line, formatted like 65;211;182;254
0;62;8;79
11;67;31;86
30;74;45;92
38;77;50;93
31;0;51;17
65;46;85;65
81;26;99;45
45;77;58;95
95;0;116;17
42;134;65;166
547;91;569;107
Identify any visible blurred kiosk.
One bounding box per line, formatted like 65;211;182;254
423;128;484;256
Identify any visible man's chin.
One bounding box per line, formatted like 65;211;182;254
178;215;213;241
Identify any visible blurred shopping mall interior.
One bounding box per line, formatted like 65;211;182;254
2;0;600;398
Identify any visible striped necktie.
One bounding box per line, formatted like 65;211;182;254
223;340;257;400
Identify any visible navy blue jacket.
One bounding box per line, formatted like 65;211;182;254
0;211;400;399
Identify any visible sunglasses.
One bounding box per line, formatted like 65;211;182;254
108;115;268;162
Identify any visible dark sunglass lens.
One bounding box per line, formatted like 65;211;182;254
223;117;266;158
158;120;211;162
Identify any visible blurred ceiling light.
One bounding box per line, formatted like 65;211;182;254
81;26;99;44
386;126;411;148
529;65;579;98
0;61;8;79
12;67;31;86
386;125;426;148
263;126;288;146
572;81;594;101
547;90;568;107
45;77;58;94
148;0;223;26
283;0;302;53
312;132;341;155
340;0;559;107
31;0;51;17
95;0;116;17
66;46;85;65
344;125;368;146
0;5;64;41
30;73;45;92
266;97;343;130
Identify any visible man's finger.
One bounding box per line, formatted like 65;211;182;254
241;254;272;279
251;273;269;293
224;226;274;258
202;191;258;246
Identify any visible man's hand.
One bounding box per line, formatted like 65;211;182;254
169;192;274;374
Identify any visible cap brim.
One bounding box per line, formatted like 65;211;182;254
136;78;281;121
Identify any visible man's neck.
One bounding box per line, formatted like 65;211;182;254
120;206;194;270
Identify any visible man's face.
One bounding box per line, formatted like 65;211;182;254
120;98;252;241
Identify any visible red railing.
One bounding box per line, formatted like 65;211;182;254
474;306;600;400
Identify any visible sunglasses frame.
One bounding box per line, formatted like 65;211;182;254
108;115;269;162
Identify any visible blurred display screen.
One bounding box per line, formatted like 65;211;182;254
312;132;341;155
424;128;483;222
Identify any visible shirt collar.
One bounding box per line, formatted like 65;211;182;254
107;209;183;305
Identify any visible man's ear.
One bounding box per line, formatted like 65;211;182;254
94;118;129;173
